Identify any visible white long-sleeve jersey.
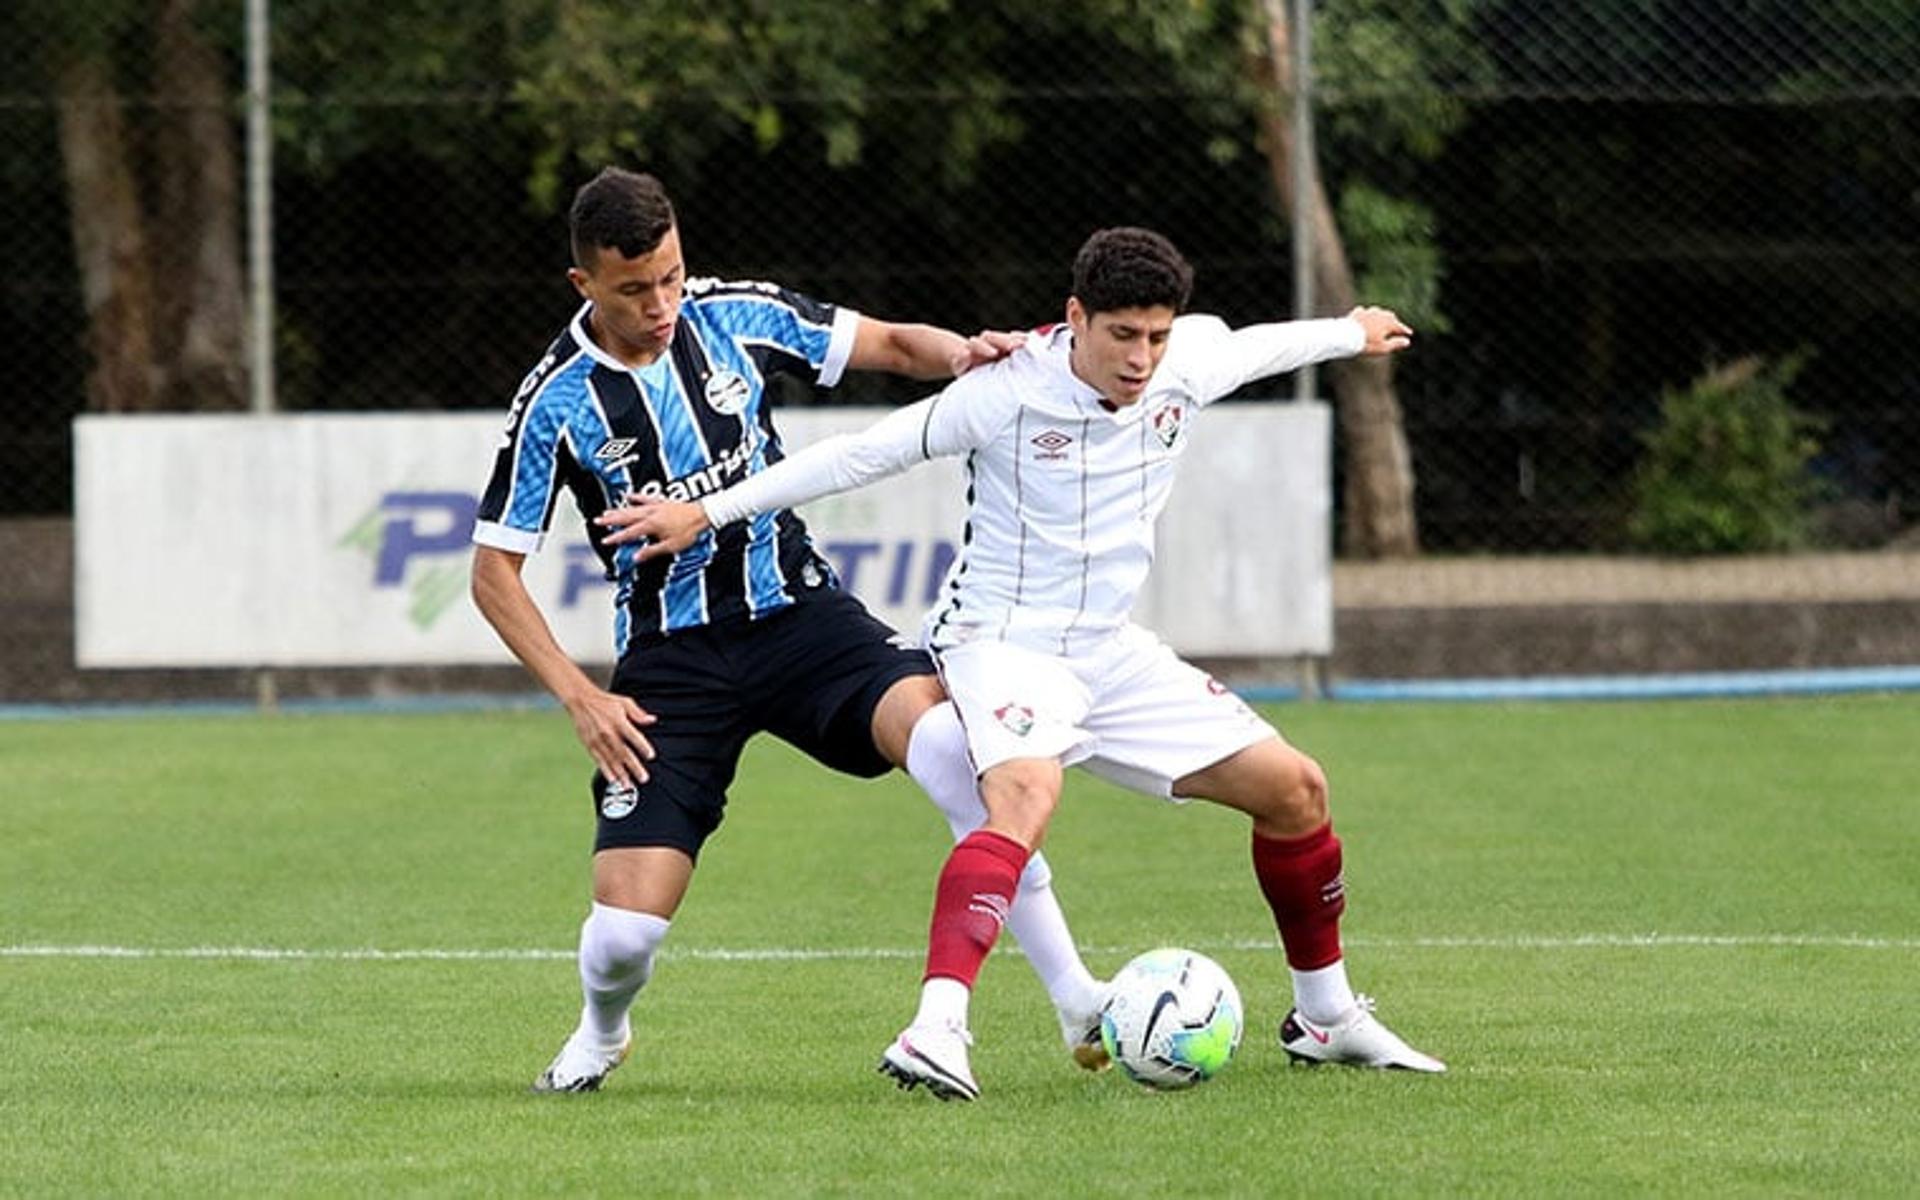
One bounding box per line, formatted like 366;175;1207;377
701;313;1366;653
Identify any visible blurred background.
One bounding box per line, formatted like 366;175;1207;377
4;0;1918;702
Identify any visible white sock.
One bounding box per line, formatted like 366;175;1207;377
1291;959;1357;1025
1005;852;1105;1016
912;976;973;1031
906;702;1103;1016
576;901;671;1045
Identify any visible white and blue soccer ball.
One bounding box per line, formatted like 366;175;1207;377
1099;947;1244;1090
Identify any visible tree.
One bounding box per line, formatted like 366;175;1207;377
1252;1;1418;556
37;0;244;412
1071;0;1488;557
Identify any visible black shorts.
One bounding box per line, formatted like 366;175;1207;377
589;588;933;858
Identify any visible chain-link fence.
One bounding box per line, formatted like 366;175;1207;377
4;1;1918;698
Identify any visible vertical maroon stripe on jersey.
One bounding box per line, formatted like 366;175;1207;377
1007;407;1028;640
1060;414;1095;654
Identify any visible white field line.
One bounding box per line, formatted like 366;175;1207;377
2;933;1915;964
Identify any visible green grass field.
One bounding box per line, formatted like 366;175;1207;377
4;695;1917;1195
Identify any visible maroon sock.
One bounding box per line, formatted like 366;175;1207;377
923;830;1030;986
1251;822;1346;970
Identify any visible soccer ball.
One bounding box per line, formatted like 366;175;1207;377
1099;947;1244;1090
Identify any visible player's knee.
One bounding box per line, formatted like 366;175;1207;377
981;760;1061;846
1250;748;1327;832
1278;750;1330;826
580;902;671;984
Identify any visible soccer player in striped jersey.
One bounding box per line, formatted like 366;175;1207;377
601;226;1446;1100
471;168;1108;1093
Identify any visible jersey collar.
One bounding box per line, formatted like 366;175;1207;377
571;302;674;376
1039;325;1132;419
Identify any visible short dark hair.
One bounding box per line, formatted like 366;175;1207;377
1070;227;1193;316
569;168;676;267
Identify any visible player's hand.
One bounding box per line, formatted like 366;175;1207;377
949;328;1027;376
595;496;711;560
1348;306;1413;356
562;686;657;788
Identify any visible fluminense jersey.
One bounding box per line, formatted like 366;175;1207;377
473;278;860;653
701;312;1365;654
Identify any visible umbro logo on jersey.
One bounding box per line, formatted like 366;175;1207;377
594;438;638;462
704;370;750;416
1031;429;1073;461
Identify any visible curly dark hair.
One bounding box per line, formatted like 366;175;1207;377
569;168;676;267
1070;227;1193;316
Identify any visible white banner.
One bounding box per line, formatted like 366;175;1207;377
73;405;1329;667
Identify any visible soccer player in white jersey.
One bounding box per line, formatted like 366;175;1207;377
599;226;1446;1099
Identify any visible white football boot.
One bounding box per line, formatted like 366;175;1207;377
530;1029;632;1093
878;1020;980;1101
1279;995;1446;1073
1058;987;1112;1072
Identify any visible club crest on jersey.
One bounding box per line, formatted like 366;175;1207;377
704;370;751;416
600;781;639;820
1151;402;1186;449
994;703;1035;737
1031;429;1073;461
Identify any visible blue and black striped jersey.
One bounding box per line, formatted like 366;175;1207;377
473;278;861;655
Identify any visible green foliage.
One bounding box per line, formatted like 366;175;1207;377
1337;183;1448;331
1628;355;1825;554
1316;0;1494;158
501;0;1016;208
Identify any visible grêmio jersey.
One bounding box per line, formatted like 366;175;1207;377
472;278;861;655
699;314;1365;656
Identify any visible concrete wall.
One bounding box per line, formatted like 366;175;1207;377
6;517;1918;703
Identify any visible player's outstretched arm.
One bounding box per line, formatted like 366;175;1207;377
599;388;979;559
471;545;657;786
850;316;1025;380
1179;306;1413;402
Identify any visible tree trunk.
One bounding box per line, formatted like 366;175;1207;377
153;0;247;411
1249;2;1420;558
54;54;159;413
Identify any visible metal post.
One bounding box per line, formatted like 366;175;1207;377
245;0;274;416
245;0;278;710
1290;0;1317;404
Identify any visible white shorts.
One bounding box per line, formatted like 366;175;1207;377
933;624;1280;800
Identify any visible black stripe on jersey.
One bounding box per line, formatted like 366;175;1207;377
582;369;676;635
927;457;978;644
553;422;607;568
669;329;750;616
919;392;945;462
752;404;841;601
477;335;588;533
